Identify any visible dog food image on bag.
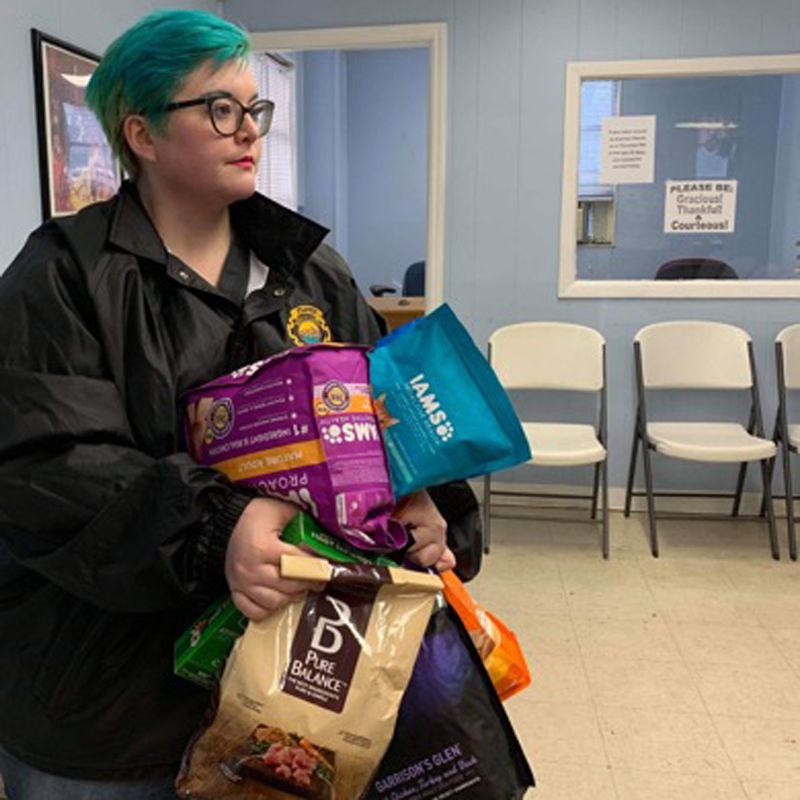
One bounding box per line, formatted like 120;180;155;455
176;556;441;800
183;344;407;552
217;724;335;799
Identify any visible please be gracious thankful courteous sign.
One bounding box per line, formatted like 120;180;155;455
663;180;738;234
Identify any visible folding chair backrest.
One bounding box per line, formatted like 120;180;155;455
776;324;800;390
489;322;605;391
635;321;752;389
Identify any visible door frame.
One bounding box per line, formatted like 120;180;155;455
250;23;447;308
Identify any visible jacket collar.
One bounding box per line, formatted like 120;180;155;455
230;192;329;278
108;182;168;264
108;181;329;277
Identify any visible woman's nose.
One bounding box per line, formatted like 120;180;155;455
236;111;260;142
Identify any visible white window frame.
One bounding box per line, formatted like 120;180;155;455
249;24;447;310
559;54;800;298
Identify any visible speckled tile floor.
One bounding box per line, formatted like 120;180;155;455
470;508;800;799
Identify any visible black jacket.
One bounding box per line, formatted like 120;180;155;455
0;183;385;779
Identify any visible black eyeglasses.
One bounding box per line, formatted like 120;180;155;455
163;92;275;137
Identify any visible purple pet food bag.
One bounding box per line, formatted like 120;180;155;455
184;345;407;552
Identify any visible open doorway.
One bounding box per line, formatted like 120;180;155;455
249;24;447;328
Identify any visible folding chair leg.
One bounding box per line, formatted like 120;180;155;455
732;462;747;517
624;428;639;518
760;418;780;518
482;473;492;555
759;458;780;560
758;459;776;519
601;459;610;560
591;462;600;520
782;446;797;561
641;443;659;557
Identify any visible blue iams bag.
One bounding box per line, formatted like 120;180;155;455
368;304;531;497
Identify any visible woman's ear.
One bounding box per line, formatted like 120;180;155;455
122;115;158;166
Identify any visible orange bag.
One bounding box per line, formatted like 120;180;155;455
440;569;531;701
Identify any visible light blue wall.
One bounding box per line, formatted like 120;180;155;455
346;48;428;293
299;48;428;292
0;0;218;272
297;50;349;256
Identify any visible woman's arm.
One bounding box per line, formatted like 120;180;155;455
0;230;248;613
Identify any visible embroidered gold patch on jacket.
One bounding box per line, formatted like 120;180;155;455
287;304;332;346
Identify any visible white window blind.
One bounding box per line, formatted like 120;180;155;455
254;53;297;210
579;80;619;199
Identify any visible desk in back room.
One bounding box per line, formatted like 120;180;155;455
367;296;426;331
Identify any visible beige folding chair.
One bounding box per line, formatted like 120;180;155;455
483;322;609;558
624;320;778;559
771;325;800;561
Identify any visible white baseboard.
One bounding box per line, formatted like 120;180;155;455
469;479;780;517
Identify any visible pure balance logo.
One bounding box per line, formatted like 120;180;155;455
309;596;354;654
409;374;455;442
321;421;380;446
283;588;373;713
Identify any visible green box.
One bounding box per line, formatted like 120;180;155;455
174;512;397;688
174;595;248;690
280;512;398;567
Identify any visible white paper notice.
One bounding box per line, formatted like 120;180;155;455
663;180;738;234
599;115;656;184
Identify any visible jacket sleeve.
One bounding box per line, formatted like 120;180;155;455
0;229;249;613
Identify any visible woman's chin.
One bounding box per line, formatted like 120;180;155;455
224;175;258;202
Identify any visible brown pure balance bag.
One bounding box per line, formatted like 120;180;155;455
177;556;441;800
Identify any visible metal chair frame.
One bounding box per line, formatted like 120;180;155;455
767;334;800;560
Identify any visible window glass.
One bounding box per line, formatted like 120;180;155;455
254;53;297;211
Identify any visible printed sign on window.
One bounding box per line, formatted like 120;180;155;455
663;180;738;234
599;115;656;184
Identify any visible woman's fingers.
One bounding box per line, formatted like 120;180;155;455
231;586;307;621
434;547;457;572
406;540;445;568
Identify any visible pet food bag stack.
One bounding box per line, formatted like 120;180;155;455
177;304;535;799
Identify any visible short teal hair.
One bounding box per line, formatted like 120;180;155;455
86;9;251;177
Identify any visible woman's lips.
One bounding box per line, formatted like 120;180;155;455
230;157;254;168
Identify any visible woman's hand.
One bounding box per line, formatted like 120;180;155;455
395;490;456;572
225;497;323;621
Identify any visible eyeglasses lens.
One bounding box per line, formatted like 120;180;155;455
209;97;272;137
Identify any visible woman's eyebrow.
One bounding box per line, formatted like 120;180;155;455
213;90;259;103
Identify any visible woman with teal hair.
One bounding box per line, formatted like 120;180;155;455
0;8;452;798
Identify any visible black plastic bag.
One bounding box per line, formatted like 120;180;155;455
362;603;534;800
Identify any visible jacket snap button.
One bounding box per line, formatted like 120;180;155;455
273;287;286;297
178;269;190;281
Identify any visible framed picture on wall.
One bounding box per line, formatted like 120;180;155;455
31;29;121;220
